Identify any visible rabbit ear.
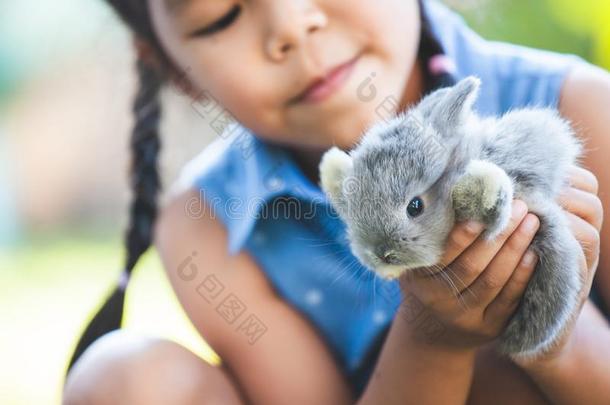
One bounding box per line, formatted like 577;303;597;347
319;147;353;207
417;87;452;119
419;76;481;132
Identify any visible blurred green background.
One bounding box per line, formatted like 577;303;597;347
1;0;608;404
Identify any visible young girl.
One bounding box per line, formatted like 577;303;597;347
63;0;610;404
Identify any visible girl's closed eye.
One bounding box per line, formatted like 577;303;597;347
189;4;241;38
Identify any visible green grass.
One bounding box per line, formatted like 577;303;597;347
0;233;219;405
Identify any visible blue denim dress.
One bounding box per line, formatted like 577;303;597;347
174;0;604;397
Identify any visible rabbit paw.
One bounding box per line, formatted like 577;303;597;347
452;160;514;240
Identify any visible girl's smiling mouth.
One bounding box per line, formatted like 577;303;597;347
289;53;361;105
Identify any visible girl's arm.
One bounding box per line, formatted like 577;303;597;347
510;62;610;405
155;189;354;405
560;63;610;312
357;304;477;405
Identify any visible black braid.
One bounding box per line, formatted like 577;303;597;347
126;59;162;271
65;57;163;374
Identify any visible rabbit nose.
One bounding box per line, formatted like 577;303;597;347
377;250;400;265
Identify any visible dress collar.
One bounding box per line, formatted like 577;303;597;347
223;131;331;254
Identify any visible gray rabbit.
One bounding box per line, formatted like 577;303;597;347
319;76;583;359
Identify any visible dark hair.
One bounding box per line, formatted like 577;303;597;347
417;2;457;89
64;1;167;374
64;0;454;377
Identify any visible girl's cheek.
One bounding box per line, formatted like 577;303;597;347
219;84;282;133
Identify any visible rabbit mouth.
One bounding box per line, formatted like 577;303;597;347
376;262;425;279
377;266;406;280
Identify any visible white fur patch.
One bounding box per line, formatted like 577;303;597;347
378;265;407;280
319;147;353;201
464;160;511;210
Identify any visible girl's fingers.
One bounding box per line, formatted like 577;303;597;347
447;200;528;290
557;187;604;231
415;200;528;302
483;211;599;329
437;220;486;269
565;211;600;288
566;165;599;195
483;248;538;327
408;216;486;286
462;213;540;308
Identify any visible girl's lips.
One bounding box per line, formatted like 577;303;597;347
292;54;360;104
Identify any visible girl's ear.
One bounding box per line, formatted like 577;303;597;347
319;147;353;207
133;37;162;72
419;76;481;132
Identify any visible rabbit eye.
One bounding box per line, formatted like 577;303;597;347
406;197;424;217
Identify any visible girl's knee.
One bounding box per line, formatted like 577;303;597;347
63;330;245;405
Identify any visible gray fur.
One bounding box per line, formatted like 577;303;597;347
319;76;583;360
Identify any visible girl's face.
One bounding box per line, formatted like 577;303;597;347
149;0;421;149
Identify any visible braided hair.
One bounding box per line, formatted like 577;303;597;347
64;1;168;374
65;0;455;377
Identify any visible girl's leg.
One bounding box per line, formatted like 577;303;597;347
62;330;246;405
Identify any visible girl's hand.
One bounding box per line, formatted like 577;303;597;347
513;165;603;369
398;199;541;352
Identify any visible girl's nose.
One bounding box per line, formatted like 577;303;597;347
264;1;328;62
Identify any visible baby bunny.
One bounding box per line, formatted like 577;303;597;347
319;76;583;359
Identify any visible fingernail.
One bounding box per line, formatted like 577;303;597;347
465;220;484;234
522;214;540;233
522;249;538;267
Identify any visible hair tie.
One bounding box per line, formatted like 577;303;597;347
428;54;457;76
118;269;131;291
